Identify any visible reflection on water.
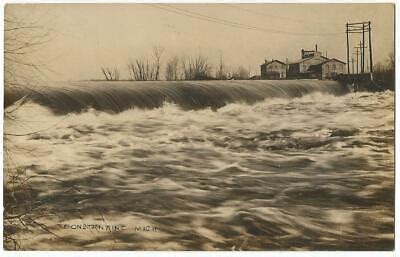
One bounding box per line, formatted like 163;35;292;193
4;90;394;250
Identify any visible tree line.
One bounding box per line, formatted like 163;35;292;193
373;53;395;90
100;46;252;81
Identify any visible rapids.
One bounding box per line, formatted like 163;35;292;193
4;81;393;250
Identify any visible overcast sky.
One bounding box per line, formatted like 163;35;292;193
6;3;394;81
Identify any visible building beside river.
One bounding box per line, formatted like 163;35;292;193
260;59;287;79
261;45;346;80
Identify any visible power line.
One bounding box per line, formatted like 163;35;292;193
162;4;341;36
151;4;254;31
166;4;283;33
345;21;373;74
225;4;309;24
227;5;342;36
149;4;341;37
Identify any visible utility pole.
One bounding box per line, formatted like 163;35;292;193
356;51;359;75
355;42;366;74
351;57;355;74
345;21;373;79
368;21;373;73
286;57;289;77
353;48;359;75
346;23;350;74
359;40;363;73
362;23;365;73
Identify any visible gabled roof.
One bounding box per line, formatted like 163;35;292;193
321;58;346;65
289;55;329;65
310;58;347;67
289;56;313;64
308;58;347;73
261;59;286;67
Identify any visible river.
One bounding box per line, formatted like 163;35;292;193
4;80;394;250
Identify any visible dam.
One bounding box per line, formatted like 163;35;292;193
5;79;351;114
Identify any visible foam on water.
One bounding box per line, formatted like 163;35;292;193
4;87;394;250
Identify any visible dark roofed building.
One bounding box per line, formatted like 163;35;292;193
260;59;287;80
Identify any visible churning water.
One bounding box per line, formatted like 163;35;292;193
4;80;394;250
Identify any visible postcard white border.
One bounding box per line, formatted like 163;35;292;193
0;1;396;257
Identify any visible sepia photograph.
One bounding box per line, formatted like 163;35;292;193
3;2;395;252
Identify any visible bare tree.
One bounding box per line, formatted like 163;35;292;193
373;52;395;90
126;46;164;81
5;11;54;89
165;55;179;81
153;46;164;80
182;54;212;80
128;58;156;81
216;52;227;80
388;52;395;69
128;46;164;81
4;8;60;250
101;67;120;81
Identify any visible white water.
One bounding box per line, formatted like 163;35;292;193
4;91;394;250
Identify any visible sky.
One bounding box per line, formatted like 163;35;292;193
5;3;395;81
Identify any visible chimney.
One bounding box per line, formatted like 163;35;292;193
286;58;289;71
315;44;318;52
